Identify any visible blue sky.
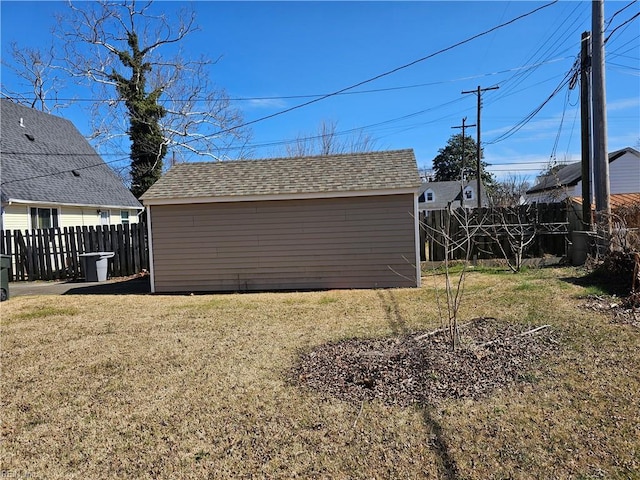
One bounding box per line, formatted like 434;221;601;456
1;1;639;183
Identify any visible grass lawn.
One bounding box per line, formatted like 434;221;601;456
1;267;638;479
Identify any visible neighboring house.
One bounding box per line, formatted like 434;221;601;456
141;149;422;293
526;147;640;203
0;99;143;231
418;179;489;212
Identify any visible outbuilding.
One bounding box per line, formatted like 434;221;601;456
141;149;422;293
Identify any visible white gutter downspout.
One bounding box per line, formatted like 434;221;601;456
414;193;421;287
146;206;156;294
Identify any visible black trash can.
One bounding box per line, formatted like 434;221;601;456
1;254;10;301
79;252;115;282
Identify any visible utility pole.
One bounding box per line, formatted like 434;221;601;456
580;31;593;230
452;117;476;204
592;0;611;234
462;85;499;208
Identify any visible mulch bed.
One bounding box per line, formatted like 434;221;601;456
292;317;560;407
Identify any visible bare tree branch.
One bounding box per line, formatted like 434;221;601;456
1;42;68;112
26;0;253;192
285;120;378;157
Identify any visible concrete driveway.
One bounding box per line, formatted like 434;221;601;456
7;275;150;298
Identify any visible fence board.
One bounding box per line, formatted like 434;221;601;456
421;203;569;262
124;224;132;275
2;221;148;282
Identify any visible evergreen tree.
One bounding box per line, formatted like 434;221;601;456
432;133;493;184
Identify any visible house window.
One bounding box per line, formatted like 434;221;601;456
426;190;434;202
100;210;110;226
120;211;130;225
464;188;474;200
30;207;59;229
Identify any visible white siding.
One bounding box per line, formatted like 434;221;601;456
607;151;640;194
573;151;639;197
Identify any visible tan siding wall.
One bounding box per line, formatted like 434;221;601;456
150;195;417;292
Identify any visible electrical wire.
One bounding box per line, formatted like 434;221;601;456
0;155;131;185
178;0;560;146
486;59;577;146
605;0;638;30
489;2;587;105
6;0;639;183
605;12;640;44
0;56;575;105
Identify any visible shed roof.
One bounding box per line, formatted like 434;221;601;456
141;149;420;204
0;99;142;209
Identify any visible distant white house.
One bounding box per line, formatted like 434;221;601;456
418;179;489;212
526;147;640;203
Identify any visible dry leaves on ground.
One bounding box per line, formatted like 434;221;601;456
293;317;560;407
581;293;640;327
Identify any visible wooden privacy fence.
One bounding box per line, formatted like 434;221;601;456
420;203;570;262
1;222;148;282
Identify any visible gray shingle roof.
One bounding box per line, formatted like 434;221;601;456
526;162;583;193
527;147;640;194
141;149;421;202
418;179;489;210
0;99;142;209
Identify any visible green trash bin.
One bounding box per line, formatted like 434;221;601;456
1;254;10;302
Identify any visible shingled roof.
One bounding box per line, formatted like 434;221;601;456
0;99;142;209
141;149;421;204
418;179;489;210
527;147;640;194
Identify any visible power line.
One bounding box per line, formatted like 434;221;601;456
486;58;578;146
605;12;640;44
0;155;130;185
490;2;586;104
0;96;466;158
2;57;575;105
179;0;559;146
605;0;638;30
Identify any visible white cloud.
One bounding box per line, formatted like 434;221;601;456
607;97;640;112
245;98;288;109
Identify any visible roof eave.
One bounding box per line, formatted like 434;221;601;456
4;198;144;210
142;187;420;206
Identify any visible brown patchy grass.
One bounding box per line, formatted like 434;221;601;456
1;267;638;479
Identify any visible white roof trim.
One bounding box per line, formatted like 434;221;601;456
5;198;144;211
142;187;419;206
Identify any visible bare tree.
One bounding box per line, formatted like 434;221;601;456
52;1;250;195
1;42;67;112
422;206;486;349
285;120;377;157
3;2;250;195
480;205;539;273
489;174;530;207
